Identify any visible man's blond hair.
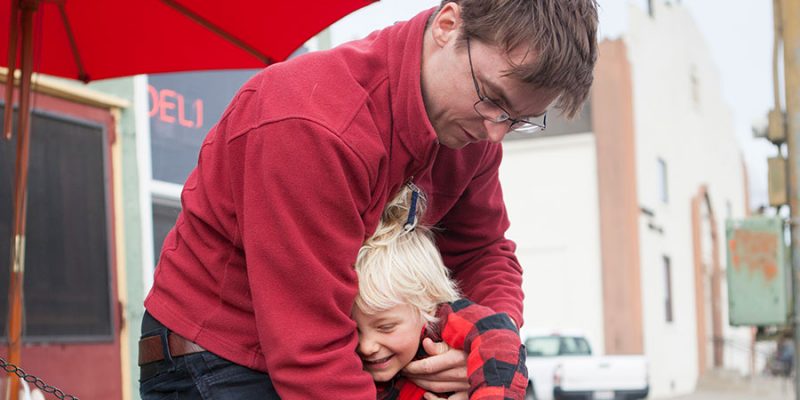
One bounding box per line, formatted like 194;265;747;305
354;185;460;324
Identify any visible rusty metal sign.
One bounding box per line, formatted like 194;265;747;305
726;217;789;326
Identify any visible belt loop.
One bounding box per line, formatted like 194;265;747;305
159;328;175;365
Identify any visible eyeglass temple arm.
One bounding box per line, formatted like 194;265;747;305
466;38;483;97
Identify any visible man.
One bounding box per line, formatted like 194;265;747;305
139;1;598;399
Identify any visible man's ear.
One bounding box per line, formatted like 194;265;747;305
430;2;462;48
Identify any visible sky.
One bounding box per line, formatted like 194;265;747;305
325;0;777;210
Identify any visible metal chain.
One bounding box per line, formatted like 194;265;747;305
0;356;79;400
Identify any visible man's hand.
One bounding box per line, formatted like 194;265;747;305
402;338;469;394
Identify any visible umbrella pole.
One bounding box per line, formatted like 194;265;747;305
5;3;36;400
3;0;19;139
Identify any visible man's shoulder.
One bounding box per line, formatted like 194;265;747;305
222;46;391;148
267;39;388;117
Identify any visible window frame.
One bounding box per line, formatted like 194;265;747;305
0;108;115;342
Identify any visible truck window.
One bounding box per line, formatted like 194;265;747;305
526;337;561;357
560;337;592;356
526;336;593;357
575;337;592;354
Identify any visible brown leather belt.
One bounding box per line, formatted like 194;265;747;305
138;332;206;366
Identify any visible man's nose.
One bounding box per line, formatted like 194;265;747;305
483;120;509;143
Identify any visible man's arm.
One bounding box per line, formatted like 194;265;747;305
405;145;521;393
437;144;523;326
232;118;376;399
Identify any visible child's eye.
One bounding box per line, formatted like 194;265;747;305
377;324;396;332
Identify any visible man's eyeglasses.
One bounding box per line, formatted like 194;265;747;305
467;38;547;134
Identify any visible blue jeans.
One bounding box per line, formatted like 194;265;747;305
139;312;280;399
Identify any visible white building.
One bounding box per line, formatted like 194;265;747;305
500;3;754;398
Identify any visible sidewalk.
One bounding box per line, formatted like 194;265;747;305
668;373;794;400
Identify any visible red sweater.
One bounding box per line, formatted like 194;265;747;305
144;8;523;400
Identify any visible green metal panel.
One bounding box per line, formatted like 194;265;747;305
726;217;790;326
90;77;144;400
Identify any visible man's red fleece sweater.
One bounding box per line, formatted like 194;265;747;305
144;8;523;400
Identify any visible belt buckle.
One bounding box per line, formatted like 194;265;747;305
159;328;174;364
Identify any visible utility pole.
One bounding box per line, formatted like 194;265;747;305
783;0;800;398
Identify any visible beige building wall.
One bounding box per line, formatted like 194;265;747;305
500;3;753;399
501;133;607;354
625;2;751;398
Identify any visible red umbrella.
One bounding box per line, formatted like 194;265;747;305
1;1;377;398
1;0;376;81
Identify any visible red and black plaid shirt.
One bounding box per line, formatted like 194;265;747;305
375;299;528;400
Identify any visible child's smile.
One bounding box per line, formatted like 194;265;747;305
353;304;427;382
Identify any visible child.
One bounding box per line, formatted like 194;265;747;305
353;184;528;400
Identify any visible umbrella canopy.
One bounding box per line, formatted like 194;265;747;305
0;0;376;81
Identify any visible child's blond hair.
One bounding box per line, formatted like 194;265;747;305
354;184;460;324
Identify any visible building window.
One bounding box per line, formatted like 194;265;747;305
146;71;258;271
146;180;181;271
152;196;182;265
658;158;668;203
0;109;113;340
664;255;674;323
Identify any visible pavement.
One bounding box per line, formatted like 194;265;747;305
668;372;795;400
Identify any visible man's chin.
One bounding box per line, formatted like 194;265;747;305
437;136;470;150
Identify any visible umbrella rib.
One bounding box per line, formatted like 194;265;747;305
57;2;88;82
161;0;274;66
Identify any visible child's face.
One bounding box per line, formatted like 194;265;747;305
353;304;426;382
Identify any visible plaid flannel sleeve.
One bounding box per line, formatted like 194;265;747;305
438;299;528;400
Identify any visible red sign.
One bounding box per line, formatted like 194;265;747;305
148;85;204;129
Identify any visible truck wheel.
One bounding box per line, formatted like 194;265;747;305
525;382;537;400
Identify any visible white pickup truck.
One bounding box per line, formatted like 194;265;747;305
523;331;649;400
